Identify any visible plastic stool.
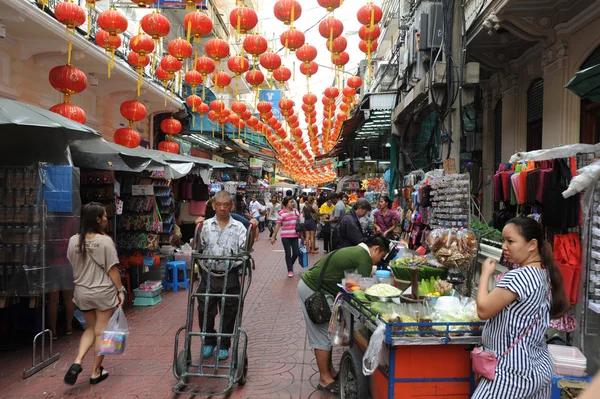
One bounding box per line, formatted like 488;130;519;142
164;261;188;292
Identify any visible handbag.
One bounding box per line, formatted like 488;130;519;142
471;289;549;380
304;250;338;324
294;210;305;234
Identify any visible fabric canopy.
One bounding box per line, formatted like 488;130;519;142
565;64;600;101
271;182;299;189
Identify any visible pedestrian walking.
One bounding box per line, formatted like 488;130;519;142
303;195;319;254
473;217;568;398
197;191;248;361
318;195;335;253
63;203;126;386
270;196;301;278
297;236;390;395
267;197;281;239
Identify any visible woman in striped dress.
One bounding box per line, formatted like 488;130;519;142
474;217;569;399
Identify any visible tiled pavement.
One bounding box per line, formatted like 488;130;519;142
0;232;343;398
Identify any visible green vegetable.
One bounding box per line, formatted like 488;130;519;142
365;284;401;297
353;290;368;302
370;302;389;315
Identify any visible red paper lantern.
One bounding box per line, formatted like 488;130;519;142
96;29;122;51
120;100;147;122
231;101;247;115
130;32;154;55
114;128;141;148
155;66;171;84
158;141;179;154
49;65;88;100
130;0;157;6
359;40;378;54
243;34;268;59
168;37;193;61
210;100;226;113
245;70;264;87
197;102;209;115
296;43;317;65
212;71;232;90
273;0;302;25
97;8;128;36
347;76;362;89
326;36;347;54
280;28;305;52
227;113;240;126
247;116;259;127
273;66;292;83
160;55;182;78
336;112;348;122
332;51;350;67
184;10;213;42
342;96;354;104
128;52;150;72
317;0;341;12
161;117;182;135
324;87;339;98
229;6;258;34
227;55;250;76
322;97;335;106
141;11;170;40
279;98;294;110
257;101;272;114
302;93;317;105
55;0;86;30
340;103;349;112
194;56;216;76
184;70;204;91
357;4;383;26
186;94;203;112
207;110;218;121
318;17;343;39
299;61;318;77
204;38;230;61
259;51;282;72
359;24;381;41
50;103;86;124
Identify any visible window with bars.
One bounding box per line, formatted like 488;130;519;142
527;79;544;151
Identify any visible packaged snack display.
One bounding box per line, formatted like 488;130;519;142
426;228;477;269
99;308;129;355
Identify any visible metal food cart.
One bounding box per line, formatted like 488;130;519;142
338;292;485;399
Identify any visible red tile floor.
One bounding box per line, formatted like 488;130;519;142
0;232;342;398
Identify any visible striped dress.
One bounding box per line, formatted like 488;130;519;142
473;267;553;399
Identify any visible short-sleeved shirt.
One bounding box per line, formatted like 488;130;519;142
277;209;300;238
330;201;346;229
200;216;247;272
67;234;119;311
267;203;282;221
249;200;261;218
319;203;335;221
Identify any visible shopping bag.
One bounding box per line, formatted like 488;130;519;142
299;240;308;269
362;320;386;376
554;233;582;305
99;308;129;355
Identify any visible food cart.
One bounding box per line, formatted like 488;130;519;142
338;291;485;399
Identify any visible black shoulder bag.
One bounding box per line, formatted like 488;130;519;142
304;250;338;324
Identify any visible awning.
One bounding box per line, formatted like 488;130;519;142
565;64;600;101
271;182;299;189
226;138;278;163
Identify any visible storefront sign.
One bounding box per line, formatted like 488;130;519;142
155;0;207;9
212;154;225;163
132;185;154;196
258;90;282;120
249;157;263;171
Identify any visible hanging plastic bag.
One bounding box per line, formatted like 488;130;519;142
99;308;129;355
362;320;386;376
298;240;308;269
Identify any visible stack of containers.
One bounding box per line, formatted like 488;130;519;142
548;345;587;377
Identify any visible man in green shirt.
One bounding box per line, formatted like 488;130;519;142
297;236;391;395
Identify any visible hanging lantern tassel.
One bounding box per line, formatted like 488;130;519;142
221;122;224;141
187;19;192;43
38;0;49;11
137;70;143;97
369;7;375;79
237;13;241;40
293;61;296;82
212;121;215;138
151;41;159;75
164;86;168;107
87;11;92;38
110;48;116;79
67;38;73;65
245;125;247;140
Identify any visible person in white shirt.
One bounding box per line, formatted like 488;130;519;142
249;195;261;221
267;197;282;239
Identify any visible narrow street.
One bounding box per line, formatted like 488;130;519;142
0;233;340;399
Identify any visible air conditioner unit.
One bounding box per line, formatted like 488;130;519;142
417;1;444;51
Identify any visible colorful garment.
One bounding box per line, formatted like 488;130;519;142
277;209;300;239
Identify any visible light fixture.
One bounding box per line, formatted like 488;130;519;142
385;142;391;147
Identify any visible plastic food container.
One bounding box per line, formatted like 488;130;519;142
548;345;587;377
434;296;461;313
374;270;393;285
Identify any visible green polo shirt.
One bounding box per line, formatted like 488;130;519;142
301;245;373;296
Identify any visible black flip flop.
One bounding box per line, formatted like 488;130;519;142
63;363;82;385
89;366;109;385
317;381;340;395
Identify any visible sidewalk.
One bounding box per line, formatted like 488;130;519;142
0;232;340;398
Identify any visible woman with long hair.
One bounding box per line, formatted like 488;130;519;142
270;196;301;278
372;195;398;239
63;203;126;386
303;195;319;254
473;216;568;398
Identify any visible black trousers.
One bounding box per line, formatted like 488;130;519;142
197;269;240;349
322;231;331;252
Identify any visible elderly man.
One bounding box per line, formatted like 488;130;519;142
197;190;247;361
338;198;372;248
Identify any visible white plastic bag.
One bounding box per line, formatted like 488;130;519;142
362;320;386;376
99;307;129;355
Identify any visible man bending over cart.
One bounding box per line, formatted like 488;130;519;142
197;190;247;361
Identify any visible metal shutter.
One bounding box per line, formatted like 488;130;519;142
494;101;502;169
581;46;600;70
527;79;544;123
